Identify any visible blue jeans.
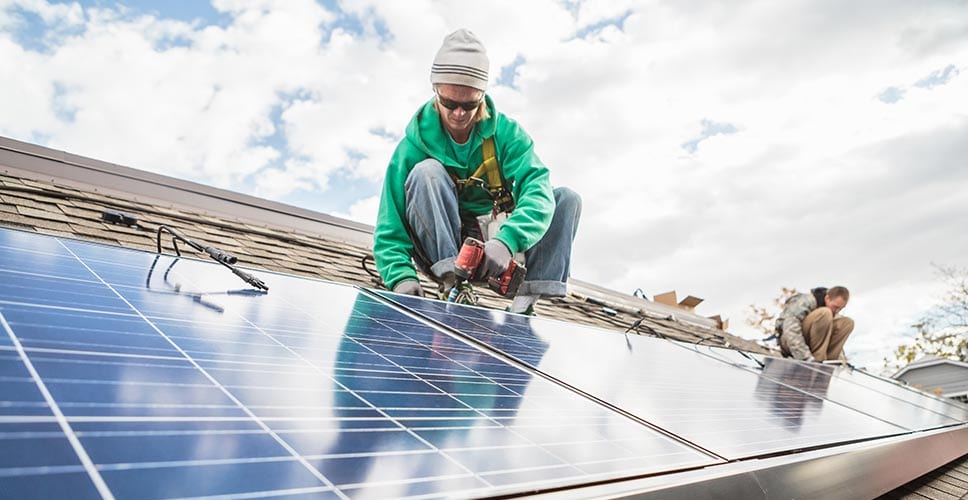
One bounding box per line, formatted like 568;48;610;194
405;159;581;297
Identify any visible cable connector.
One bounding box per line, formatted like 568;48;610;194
231;267;268;291
156;224;268;291
204;246;238;265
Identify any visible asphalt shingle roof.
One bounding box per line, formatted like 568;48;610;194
0;169;765;353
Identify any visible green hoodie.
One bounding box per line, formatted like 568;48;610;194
374;96;555;290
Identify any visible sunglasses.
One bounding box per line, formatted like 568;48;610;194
436;91;484;111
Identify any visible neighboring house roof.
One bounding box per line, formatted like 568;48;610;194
893;355;968;398
2;134;967;499
894;355;968;376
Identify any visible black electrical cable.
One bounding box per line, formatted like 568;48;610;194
361;254;385;288
628;316;766;369
146;254;266;313
624;318;642;333
622;319;643;351
692;334;720;346
693;335;766;369
733;348;766;369
156;225;267;291
625;317;671;340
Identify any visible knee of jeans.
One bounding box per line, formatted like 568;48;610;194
836;316;855;332
815;307;834;321
554;187;582;215
406;159;450;191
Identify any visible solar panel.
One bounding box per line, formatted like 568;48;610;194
378;293;919;459
1;228;718;498
750;357;963;430
681;345;968;429
810;361;968;421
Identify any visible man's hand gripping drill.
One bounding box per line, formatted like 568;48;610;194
453;237;526;297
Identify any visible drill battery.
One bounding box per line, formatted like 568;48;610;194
453;237;526;297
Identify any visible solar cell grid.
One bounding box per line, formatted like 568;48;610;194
842;365;968;421
0;351;49;417
1;268;132;313
0;228;717;498
680;344;968;431
0;305;180;357
379;293;913;460
751;357;963;430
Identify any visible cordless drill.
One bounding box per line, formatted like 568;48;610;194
453;237;527;297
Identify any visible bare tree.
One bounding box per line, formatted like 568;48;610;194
746;287;798;337
883;265;968;371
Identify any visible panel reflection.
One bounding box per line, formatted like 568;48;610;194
378;293;910;460
754;358;831;431
755;357;963;430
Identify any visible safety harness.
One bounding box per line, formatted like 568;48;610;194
365;138;517;291
450;137;515;214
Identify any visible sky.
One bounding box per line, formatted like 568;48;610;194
2;0;966;372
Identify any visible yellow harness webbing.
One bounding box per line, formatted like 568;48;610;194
451;137;515;213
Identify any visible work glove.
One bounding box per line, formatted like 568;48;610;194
480;239;512;279
392;280;424;297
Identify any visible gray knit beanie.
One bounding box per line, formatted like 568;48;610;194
430;29;489;91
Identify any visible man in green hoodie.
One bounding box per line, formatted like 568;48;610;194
373;29;582;314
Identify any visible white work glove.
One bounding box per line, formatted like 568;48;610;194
392;280;424;297
480;239;512;279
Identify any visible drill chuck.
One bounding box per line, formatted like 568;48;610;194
453;237;526;297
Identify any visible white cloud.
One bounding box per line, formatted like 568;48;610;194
333;193;380;226
251;163;314;200
2;0;967;368
3;0;83;28
845;279;949;372
1;0;338;188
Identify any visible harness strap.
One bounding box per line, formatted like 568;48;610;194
450;137;515;214
474;138;501;188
